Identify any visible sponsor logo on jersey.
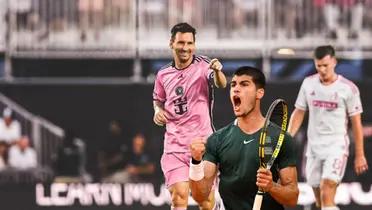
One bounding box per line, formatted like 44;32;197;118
175;86;184;96
243;139;254;144
312;100;338;110
173;97;188;115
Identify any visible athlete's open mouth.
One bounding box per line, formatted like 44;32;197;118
233;95;241;107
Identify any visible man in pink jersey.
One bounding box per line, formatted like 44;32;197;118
288;45;368;210
152;22;227;210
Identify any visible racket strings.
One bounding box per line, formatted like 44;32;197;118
254;99;288;210
270;103;285;127
259;100;288;169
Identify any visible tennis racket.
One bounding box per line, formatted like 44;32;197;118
252;99;288;210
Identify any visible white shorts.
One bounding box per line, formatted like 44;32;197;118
305;153;348;187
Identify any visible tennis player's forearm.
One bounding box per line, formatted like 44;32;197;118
189;180;212;203
214;70;227;88
269;183;299;206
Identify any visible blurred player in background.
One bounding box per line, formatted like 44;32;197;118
288;45;369;210
152;22;227;210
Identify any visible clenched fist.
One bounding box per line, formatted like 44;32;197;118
153;106;167;126
256;168;274;193
209;58;223;72
190;138;206;161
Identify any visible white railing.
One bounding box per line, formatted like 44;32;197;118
0;92;64;167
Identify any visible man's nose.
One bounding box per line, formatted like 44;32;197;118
233;87;240;93
318;67;326;73
181;44;189;50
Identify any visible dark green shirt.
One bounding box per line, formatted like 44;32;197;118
204;121;297;210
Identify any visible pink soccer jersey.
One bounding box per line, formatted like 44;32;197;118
153;55;215;153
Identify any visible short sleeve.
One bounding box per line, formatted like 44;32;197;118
277;133;297;169
294;80;308;111
346;85;363;116
153;73;166;103
203;133;220;164
199;56;214;81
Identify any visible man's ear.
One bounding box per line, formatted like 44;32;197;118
169;39;173;49
257;88;264;99
333;57;337;67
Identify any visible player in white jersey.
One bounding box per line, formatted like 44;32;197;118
153;23;227;210
288;45;368;210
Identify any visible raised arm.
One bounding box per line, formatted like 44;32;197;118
209;58;227;88
189;139;218;203
189;161;218;203
350;113;369;175
288;108;306;137
256;166;299;207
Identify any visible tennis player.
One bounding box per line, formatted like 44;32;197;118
189;66;298;210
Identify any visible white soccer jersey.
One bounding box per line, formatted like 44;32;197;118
295;74;363;157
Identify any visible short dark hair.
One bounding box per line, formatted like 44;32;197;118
233;66;266;89
314;45;335;59
171;22;196;41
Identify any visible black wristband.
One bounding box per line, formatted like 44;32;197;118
191;158;202;164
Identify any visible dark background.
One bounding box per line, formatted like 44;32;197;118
0;81;371;210
0;55;371;210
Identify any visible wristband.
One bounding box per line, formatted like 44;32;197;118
189;160;204;181
191;158;201;164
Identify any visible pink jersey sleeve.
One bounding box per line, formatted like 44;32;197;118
200;56;214;81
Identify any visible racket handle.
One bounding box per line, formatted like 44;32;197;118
252;194;263;210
